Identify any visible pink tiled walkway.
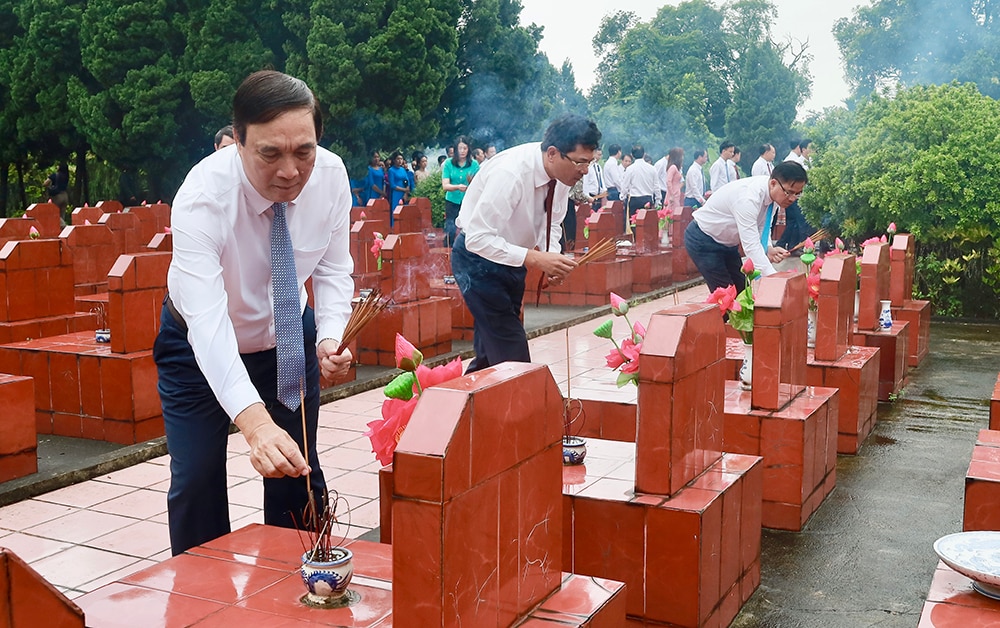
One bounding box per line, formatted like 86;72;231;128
0;284;709;600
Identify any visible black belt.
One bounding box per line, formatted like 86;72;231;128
164;294;187;331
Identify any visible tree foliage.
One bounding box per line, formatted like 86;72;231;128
0;0;565;211
801;82;1000;318
835;0;1000;101
590;0;808;161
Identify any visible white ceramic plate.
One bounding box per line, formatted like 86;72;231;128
934;531;1000;590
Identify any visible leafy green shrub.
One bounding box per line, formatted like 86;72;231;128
413;170;445;228
802;83;1000;319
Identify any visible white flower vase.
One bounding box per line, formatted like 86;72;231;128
739;342;753;390
854;291;860;323
807;309;817;348
879;300;893;331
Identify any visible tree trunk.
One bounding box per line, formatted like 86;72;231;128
14;161;27;211
0;164;9;217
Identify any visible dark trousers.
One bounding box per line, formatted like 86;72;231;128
627;195;653;219
684;197;700;208
444;200;461;248
560;198;576;252
451;233;529;374
153;302;325;555
607;187;620;202
684;221;747;293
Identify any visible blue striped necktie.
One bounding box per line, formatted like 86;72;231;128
271;202;304;411
761;202;775;248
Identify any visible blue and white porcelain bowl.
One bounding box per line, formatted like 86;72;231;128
562;436;587;465
934;531;1000;598
301;547;353;604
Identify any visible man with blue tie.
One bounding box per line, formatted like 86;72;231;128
154;70;355;555
683;161;807;293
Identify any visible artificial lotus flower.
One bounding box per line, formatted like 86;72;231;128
610;292;629;316
887;222;897;234
84;219;92;226
360;211;367;220
706;285;741;314
395;333;423;372
164;226;171;234
364;334;463;465
835;237;845;252
371;232;385;270
28;226;39;239
594;293;648;387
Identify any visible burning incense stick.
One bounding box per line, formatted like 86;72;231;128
336;289;389;355
575;237;616;266
790;228;831;252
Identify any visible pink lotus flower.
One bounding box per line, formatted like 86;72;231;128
605;347;626;369
84;219;92;226
807;272;821;300
644;202;651;209
632;321;646;340
887;222;896;234
835;237;845;252
619;338;641;374
880;234;887;243
361;211;367;220
28;226;39;239
811;257;824;273
741;258;754;275
370;233;384;258
395;333;422;372
803;237;815;252
366;397;418;466
706;285;741;313
164;226;171;234
610;292;628;316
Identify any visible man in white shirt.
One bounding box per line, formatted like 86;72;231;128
751;144;775;177
621;144;659;218
710;141;736;192
582;148;607;209
683;161;807;293
155;71;355;555
784;139;805;166
603;144;624;202
684;150;709;207
654;153;669;205
452;114;599;373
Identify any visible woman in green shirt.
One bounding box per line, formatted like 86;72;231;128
441;136;480;247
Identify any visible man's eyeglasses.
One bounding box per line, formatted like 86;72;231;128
560;151;592;169
777;180;805;199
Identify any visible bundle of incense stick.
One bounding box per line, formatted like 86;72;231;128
790;228;831;252
335;289;389;355
575;237;616;266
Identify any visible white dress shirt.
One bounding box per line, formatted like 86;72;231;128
604;156;624;191
654;157;669;194
710;156;734;192
168;146;354;419
621;158;659;199
456;142;568;267
685;162;706;205
751;157;773;177
784;151;805;166
582;160;606;198
692;175;777;277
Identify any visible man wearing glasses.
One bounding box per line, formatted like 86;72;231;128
452;113;601;373
683;161;808;293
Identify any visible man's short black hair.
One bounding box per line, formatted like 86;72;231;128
720;141;735;153
733;147;741;156
233;70;323;145
771;160;808;184
801;139;813;150
631;144;645;160
608;143;622;157
693;149;706;161
541;114;602;154
789;139;801;151
759;144;772;157
214;125;234;147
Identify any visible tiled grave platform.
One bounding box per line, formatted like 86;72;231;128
918;561;1000;627
992;374;1000;430
891;234;930;367
854;241;910;401
563;439;763;628
962;429;1000;531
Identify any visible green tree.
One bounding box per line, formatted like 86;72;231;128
835;0;1000;101
437;0;564;149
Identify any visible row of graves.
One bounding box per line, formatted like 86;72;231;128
0;196;935;626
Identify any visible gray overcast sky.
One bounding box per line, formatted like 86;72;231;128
519;0;867;116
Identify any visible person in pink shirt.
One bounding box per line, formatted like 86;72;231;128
665;147;685;212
